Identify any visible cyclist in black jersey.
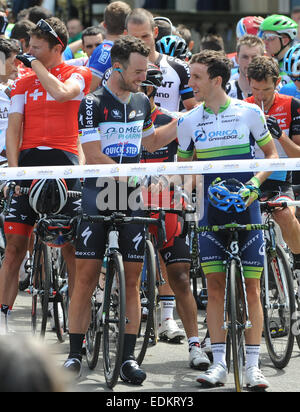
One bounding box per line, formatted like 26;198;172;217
140;63;210;370
64;35;179;384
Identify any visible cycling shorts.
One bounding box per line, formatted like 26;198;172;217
199;199;264;279
75;178;145;262
4;148;81;238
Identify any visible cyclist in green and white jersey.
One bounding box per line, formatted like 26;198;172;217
260;14;298;87
176;50;278;390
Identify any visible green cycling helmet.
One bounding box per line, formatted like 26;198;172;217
260;14;298;40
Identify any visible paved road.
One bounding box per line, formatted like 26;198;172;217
5;290;300;395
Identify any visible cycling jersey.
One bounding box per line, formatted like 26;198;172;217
226;79;251;100
278;59;293;87
245;93;300;182
87;40;113;80
177;97;271;278
154;53;194;111
10;62;92;155
177;97;272;174
78;85;154;163
140;106;178;163
0;86;9;162
279;82;300;99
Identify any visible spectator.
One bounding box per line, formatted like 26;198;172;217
0;335;69;392
66;17;83;44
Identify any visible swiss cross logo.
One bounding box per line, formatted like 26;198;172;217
29;89;43;101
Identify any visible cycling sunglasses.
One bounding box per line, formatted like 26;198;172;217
36;19;64;47
261;32;282;41
290;75;300;82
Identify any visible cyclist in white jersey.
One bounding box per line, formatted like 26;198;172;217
125;8;196;112
226;35;265;100
176;50;278;390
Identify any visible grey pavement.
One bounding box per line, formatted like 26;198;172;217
5;290;300;394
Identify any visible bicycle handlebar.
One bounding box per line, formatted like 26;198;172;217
196;222;270;233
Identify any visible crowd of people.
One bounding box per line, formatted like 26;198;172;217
0;0;299;392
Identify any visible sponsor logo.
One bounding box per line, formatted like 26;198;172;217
103;142;138;157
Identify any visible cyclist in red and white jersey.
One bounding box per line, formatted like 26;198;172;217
0;17;92;333
246;55;300;256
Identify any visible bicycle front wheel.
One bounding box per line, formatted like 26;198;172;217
228;259;246;393
135;239;156;366
86;287;102;370
102;252;126;389
262;245;295;369
31;243;51;338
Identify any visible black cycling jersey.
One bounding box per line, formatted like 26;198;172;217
78;84;154;164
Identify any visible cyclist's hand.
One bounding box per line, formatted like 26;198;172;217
245;177;261;208
16;54;37;68
266;115;282;139
1;182;21;198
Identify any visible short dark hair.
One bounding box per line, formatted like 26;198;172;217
11;19;36;48
247;55;280;85
0;38;20;59
190;50;232;90
30;17;68;51
125;8;156;31
82;26;103;44
28;5;52;24
200;33;224;51
110;35;150;68
104;1;132;35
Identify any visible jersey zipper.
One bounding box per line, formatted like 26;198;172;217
119;103;127;164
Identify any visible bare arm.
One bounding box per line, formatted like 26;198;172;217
276;132;300;158
82;141;116;165
6;113;23;167
142;119;177;153
254;139;279;185
30;60;81;103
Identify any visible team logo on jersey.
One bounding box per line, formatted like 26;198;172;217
129;110;136;119
111;109;122;119
103;142;139;157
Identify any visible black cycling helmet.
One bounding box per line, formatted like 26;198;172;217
156;35;191;60
29;178;68;215
141;63;163;97
36;216;76;248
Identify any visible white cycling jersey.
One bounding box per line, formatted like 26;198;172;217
177;97;272;169
154;54;194;112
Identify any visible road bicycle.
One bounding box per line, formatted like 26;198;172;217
196;221;268;392
3;182;80;342
260;200;299;369
83;211;163;389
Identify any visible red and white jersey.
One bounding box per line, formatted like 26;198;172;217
10;62;92;155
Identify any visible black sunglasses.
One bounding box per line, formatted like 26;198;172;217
290;75;300;82
36;19;64;48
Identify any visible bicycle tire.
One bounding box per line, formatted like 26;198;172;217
85;287;102;370
262;245;295;369
136;239;156;366
31;243;51;338
228;259;245;392
53;256;68;343
103;252;126;389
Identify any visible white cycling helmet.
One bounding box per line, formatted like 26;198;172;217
29;178;68;215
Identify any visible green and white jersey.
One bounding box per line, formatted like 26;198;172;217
177;97;272;161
